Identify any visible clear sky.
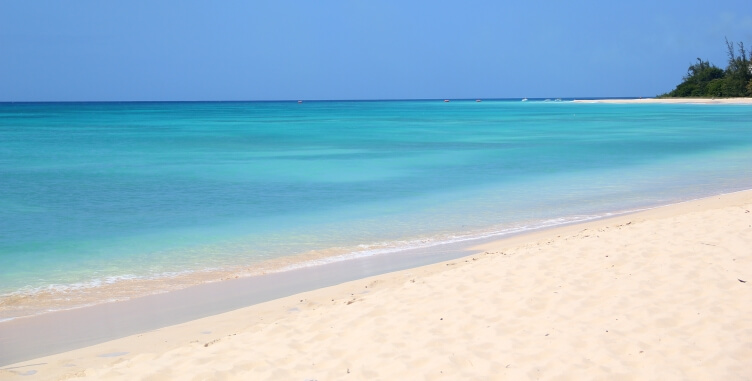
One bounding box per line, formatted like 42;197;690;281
1;1;751;101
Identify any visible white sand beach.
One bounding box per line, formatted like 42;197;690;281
2;190;751;380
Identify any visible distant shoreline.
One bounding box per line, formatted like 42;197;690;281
573;97;752;104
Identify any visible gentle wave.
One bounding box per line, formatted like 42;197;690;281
3;270;197;298
275;212;637;271
0;208;647;322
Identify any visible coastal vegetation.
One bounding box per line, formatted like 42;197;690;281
660;38;752;98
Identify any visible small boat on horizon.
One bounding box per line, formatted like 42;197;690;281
444;99;450;102
521;98;528;102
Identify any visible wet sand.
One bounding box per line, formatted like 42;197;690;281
1;190;751;380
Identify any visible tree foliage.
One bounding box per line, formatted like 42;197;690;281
661;38;751;98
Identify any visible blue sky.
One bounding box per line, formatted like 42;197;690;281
1;1;751;101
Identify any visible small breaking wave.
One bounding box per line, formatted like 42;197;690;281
0;208;646;322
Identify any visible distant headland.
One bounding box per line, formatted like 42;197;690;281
659;38;751;99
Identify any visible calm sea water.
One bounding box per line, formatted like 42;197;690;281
1;100;751;318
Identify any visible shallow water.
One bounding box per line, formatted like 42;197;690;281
1;100;751;319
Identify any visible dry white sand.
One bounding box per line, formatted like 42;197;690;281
2;191;751;380
573;98;752;104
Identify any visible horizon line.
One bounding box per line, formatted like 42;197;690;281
0;96;650;104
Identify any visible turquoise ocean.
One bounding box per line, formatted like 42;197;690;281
1;100;751;320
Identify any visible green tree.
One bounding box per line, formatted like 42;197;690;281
721;38;751;96
661;38;751;98
662;58;724;97
707;78;724;97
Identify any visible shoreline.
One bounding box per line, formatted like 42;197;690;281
0;208;646;365
0;207;653;323
573;97;752;104
0;187;720;324
3;98;752;326
1;189;751;378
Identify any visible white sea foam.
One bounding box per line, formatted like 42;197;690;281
273;209;645;273
0;200;726;323
0;209;643;322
